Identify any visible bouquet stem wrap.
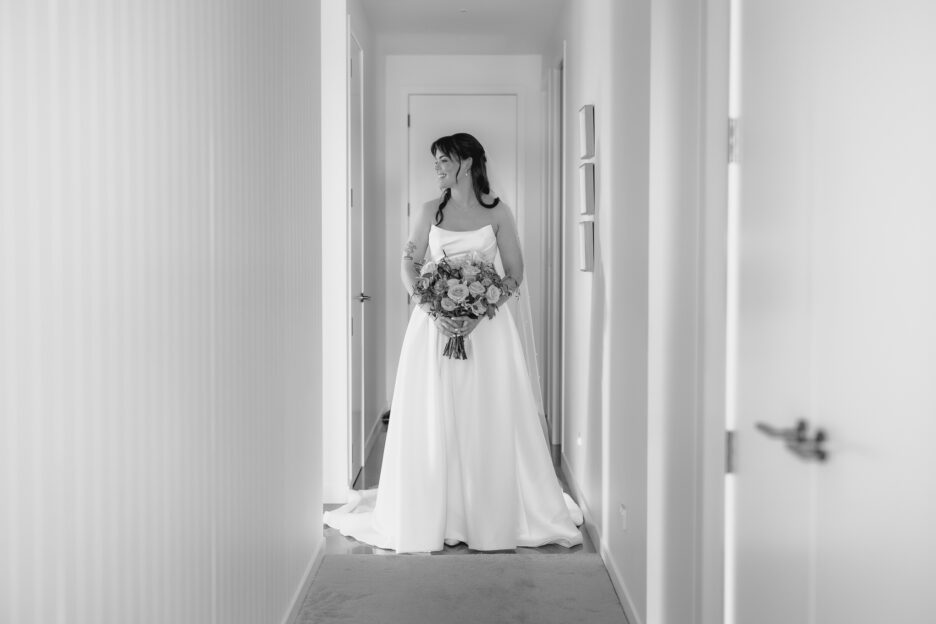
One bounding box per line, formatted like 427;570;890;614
442;335;468;360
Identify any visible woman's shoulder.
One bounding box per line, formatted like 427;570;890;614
421;197;443;211
488;199;513;221
487;200;517;236
415;198;442;223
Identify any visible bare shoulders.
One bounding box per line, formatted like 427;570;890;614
420;198;443;215
422;194;513;232
488;200;511;217
488;201;515;233
414;199;441;227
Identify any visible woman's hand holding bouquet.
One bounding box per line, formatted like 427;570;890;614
411;252;512;360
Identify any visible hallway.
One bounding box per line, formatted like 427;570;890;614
296;428;625;623
4;1;936;623
319;2;694;621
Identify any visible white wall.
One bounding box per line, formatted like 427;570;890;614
381;55;546;405
0;2;323;622
646;1;706;622
554;1;651;620
551;1;716;623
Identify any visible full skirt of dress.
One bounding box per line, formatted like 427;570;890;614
324;301;583;553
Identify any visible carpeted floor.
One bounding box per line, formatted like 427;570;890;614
296;553;627;624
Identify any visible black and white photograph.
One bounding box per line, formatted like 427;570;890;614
2;1;935;623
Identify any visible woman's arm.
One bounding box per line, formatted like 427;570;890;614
401;201;435;298
400;202;461;337
493;203;523;306
456;204;522;335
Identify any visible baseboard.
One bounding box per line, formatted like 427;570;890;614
561;452;643;624
282;538;326;624
599;540;643;624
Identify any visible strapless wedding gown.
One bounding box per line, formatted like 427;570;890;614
324;224;583;553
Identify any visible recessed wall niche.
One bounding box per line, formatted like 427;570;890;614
578;104;595;159
578;162;595;216
577;104;596;272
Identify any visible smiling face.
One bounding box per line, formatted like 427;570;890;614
433;150;471;189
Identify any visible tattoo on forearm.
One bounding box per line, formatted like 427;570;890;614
402;241;416;261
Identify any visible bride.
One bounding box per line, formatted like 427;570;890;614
324;132;582;553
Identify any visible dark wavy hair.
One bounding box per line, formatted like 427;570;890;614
430;132;500;225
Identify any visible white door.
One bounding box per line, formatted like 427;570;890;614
407;94;518;235
392;93;521;426
732;2;936;623
348;33;365;485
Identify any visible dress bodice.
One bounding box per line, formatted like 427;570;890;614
427;224;498;264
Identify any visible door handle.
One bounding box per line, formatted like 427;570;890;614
756;419;808;444
755;419;828;462
355;292;372;302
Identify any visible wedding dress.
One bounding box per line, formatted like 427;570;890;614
324;224;583;553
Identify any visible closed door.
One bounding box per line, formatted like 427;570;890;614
732;1;936;623
407;94;518;235
348;33;365;485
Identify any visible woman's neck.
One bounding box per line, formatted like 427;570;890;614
449;180;475;209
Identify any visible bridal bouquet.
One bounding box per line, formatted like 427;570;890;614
411;252;507;360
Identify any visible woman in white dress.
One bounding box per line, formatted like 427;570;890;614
325;133;582;553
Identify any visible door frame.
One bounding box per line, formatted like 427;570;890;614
392;86;548;434
381;57;549;444
544;51;565;446
321;0;350;504
698;0;731;622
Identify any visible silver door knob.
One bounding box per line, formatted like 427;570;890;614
755;419;828;462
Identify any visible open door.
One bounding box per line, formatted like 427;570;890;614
731;2;936;622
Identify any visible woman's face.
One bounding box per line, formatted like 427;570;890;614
433;151;464;189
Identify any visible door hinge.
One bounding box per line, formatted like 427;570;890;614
350;187;354;207
726;429;736;474
407;202;410;217
407;113;411;128
728;117;739;164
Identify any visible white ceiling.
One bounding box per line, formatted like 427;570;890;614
357;0;567;53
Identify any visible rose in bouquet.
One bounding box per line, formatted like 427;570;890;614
411;252;508;359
